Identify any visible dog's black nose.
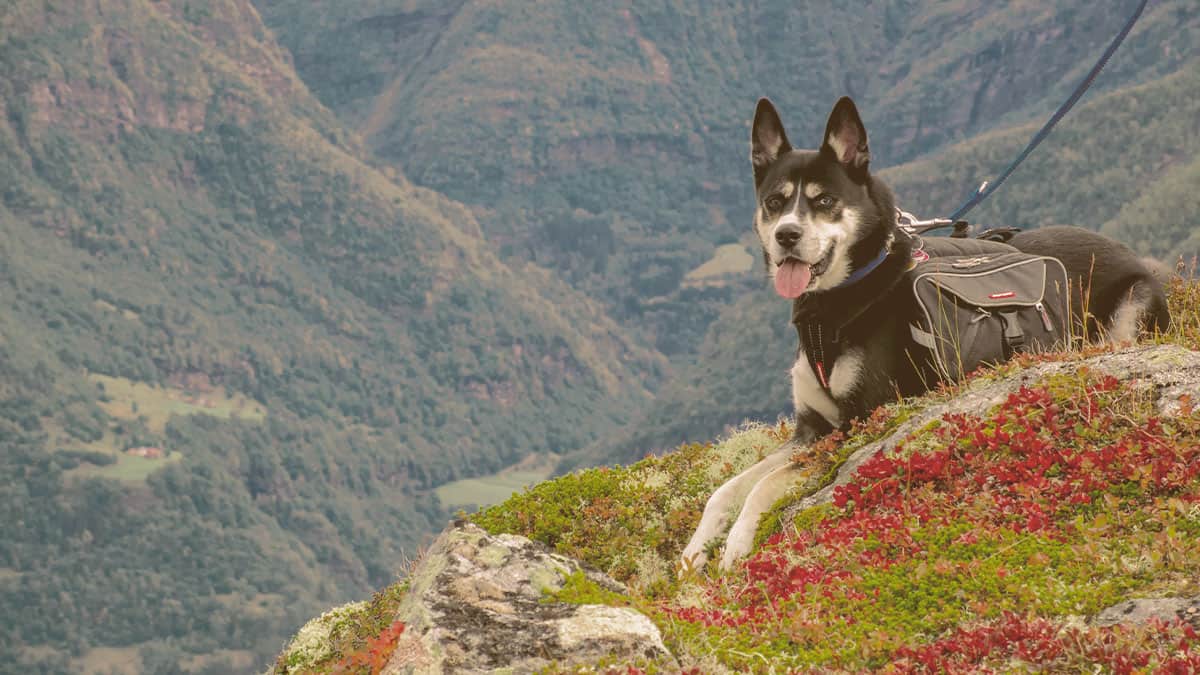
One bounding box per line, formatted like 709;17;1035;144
775;225;802;249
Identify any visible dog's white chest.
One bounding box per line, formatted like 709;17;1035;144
791;347;864;426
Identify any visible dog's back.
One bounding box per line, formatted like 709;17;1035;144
1008;225;1170;341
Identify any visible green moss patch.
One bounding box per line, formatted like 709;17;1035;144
473;422;790;593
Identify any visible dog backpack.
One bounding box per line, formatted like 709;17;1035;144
906;250;1071;382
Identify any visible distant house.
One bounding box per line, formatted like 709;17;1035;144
125;446;165;459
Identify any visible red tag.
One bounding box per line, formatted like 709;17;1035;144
988;291;1016;299
911;249;929;264
816;361;829;389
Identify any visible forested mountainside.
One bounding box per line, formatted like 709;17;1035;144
566;63;1200;470
0;1;660;672
258;0;1198;355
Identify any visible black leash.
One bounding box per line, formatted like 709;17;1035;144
943;0;1149;224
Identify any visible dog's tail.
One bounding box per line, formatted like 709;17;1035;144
1140;256;1175;286
1108;274;1171;342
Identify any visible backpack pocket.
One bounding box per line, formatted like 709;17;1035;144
908;253;1070;382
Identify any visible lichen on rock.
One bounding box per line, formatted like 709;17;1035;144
382;521;673;674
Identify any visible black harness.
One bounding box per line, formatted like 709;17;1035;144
794;289;888;392
791;235;913;391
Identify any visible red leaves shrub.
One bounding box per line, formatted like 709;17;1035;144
893;614;1200;674
330;620;405;674
664;371;1200;669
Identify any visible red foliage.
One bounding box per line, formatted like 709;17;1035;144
331;620;406;674
892;614;1200;674
664;374;1200;669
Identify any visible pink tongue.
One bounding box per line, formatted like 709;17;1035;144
774;259;813;298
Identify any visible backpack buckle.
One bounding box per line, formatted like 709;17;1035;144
1000;311;1025;357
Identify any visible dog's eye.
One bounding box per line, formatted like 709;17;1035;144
763;195;785;213
814;194;836;209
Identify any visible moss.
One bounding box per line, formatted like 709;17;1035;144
472;422;788;591
542;571;631;608
274;601;367;672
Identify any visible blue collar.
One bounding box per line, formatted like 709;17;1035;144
831;244;891;290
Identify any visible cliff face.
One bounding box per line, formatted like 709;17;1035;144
274;334;1200;672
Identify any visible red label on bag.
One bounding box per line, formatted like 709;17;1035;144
988;291;1016;299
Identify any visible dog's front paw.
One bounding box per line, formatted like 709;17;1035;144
718;519;757;570
679;544;709;573
717;460;809;570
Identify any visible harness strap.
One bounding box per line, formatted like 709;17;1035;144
801;321;835;391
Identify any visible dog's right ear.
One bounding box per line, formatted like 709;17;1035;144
821;96;870;176
751;98;790;186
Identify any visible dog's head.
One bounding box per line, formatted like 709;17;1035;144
750;97;893;298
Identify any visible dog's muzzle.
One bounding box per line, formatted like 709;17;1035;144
778;247;833;277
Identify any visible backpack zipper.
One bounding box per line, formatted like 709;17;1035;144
1035;302;1054;332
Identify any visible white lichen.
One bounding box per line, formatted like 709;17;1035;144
705;422;781;482
277;600;367;670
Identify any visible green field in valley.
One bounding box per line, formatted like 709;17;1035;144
434;454;560;510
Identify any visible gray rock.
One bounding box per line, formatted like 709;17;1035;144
780;344;1200;524
382;521;672;674
1093;596;1200;627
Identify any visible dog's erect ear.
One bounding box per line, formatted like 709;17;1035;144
821;96;870;174
751;98;791;186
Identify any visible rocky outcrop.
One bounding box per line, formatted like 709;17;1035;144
382;522;672;674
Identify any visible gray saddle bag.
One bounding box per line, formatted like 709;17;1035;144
907;252;1071;382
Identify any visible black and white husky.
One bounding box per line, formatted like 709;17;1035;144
681;97;1171;570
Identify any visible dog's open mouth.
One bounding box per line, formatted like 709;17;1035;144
775;249;834;299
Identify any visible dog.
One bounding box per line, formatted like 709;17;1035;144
681;96;1171;570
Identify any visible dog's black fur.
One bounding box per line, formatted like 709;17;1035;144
751;96;1170;444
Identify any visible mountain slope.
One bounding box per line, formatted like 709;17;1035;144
0;1;661;671
567;63;1200;469
256;0;1199;354
884;65;1200;261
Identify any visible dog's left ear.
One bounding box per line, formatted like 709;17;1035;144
751;98;791;186
821;96;870;175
